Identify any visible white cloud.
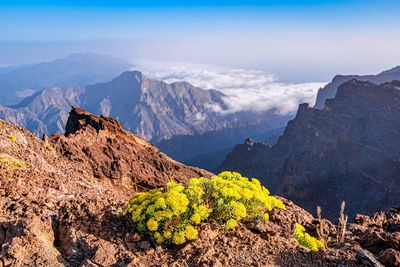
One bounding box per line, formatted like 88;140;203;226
131;59;326;115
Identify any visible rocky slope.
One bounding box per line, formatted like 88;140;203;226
315;65;400;109
2;107;399;266
0;53;131;105
219;80;400;220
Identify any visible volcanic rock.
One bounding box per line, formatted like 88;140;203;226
0;107;396;266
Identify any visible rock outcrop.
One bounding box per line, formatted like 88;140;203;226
350;207;400;267
315;65;400;109
219;80;400;220
50;107;210;191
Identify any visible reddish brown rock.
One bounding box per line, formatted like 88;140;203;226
50;107;211;192
379;248;400;267
351;208;400;266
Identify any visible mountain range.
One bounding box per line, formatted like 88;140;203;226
0;55;290;170
0;52;131;105
219;79;400;220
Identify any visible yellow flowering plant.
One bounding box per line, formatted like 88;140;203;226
6;134;17;142
127;171;286;246
294;223;324;251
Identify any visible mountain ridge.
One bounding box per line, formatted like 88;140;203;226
314;65;400;108
0;52;131;105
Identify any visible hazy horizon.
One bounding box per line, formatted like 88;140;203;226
1;0;400;82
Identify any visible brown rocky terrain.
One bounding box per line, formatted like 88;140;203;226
219;80;400;220
0;107;399;266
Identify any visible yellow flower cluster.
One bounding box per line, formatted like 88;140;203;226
226;218;238;229
208;171;285;228
127;171;285;246
294;223;324;251
6;134;17;142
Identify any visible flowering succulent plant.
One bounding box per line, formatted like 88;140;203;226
128;171;286;245
294;223;324;251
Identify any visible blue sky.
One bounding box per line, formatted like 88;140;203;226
1;0;400;81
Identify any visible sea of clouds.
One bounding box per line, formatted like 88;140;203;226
131;59;326;115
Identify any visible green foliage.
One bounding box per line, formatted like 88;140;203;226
128;171;286;245
294;223;324;251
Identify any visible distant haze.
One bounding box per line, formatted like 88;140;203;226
1;1;400;82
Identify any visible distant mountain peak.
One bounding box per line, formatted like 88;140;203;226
0;53;131;105
109;70;143;84
379;65;400;75
315;65;400;109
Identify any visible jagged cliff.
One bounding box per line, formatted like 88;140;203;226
219;80;400;220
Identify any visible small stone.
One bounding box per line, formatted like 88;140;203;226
211;259;223;267
146;248;155;255
92;243;116;266
379;248;400;267
80;259;97;267
357;248;384;267
132;232;142;241
138;241;151;250
126;242;136;250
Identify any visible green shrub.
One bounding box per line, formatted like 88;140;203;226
294;222;324;251
128;171;286;245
